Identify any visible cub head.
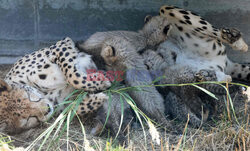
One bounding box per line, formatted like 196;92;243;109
101;36;144;72
141;15;172;47
0;79;53;134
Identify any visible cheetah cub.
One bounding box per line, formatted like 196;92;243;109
78;15;172;125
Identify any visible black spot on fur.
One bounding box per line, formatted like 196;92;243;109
73;80;79;85
191;12;199;16
39;74;47;80
213;43;216;50
171;52;177;62
217;65;223;72
179;20;186;24
61;58;65;62
163;25;171;34
242;65;246;68
247;73;250;80
158;53;164;58
183;15;190;20
19;81;26;84
160;9;165;14
63;63;68;68
199;20;207;25
76;73;80;77
185;20;192;25
169;12;175;17
179;10;189;15
180;36;184;42
194;43;199;47
165;6;174;10
177;26;183;31
59;52;63;57
221;50;226;55
206;39;213;42
65;52;70;57
185;33;191;38
238;73;242;79
202;26;207;30
213;32;218;36
45;51;50;55
217;41;222;47
44;64;50;69
62;47;67;51
217;51;222;55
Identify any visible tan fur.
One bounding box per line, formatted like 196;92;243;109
1;37;110;133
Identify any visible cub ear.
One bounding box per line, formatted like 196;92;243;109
101;45;116;57
144;15;153;24
0;79;11;92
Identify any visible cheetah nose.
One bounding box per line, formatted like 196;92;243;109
163;25;171;35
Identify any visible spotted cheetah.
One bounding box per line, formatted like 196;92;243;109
78;15;172;125
0;37;111;133
159;5;249;83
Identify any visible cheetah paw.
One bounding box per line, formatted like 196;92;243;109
221;27;248;52
194;69;217;82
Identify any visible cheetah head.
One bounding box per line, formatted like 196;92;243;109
141;15;172;47
0;79;53;134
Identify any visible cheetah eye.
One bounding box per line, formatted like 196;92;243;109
163;25;171;35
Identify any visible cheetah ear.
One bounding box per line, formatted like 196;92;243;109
101;45;116;57
144;15;152;24
0;79;11;92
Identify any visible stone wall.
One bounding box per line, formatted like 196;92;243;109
0;0;250;64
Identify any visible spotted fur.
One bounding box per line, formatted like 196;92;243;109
1;37;110;133
159;5;249;83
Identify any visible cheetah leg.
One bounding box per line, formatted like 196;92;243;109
50;37;111;92
159;5;248;52
76;92;108;115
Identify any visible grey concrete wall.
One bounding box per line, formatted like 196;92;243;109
0;0;250;64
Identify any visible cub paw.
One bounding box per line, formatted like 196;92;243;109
194;69;217;82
